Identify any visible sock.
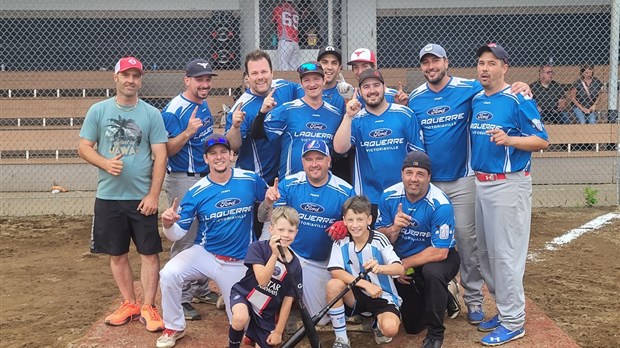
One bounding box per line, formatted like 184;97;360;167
228;326;244;348
328;305;348;342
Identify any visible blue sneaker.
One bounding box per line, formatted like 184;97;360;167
480;324;525;346
467;305;485;325
478;314;500;332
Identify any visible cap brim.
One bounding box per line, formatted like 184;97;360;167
188;72;218;77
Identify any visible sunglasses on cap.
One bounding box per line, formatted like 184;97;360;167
297;62;322;75
205;136;229;148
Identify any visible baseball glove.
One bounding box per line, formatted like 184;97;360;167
326;220;348;241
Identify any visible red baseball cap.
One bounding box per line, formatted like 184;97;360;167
347;48;377;66
114;57;143;74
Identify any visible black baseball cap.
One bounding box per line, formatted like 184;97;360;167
204;134;230;153
317;46;342;64
476;43;509;65
358;68;384;86
297;61;324;78
185;59;218;77
402;151;431;173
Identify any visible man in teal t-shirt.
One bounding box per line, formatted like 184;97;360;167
78;56;168;333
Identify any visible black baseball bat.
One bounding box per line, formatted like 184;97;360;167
281;269;369;348
277;244;322;348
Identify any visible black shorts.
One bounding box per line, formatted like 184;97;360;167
349;286;400;318
230;288;277;347
91;198;162;256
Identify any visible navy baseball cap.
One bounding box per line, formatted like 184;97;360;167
297;61;324;78
204;134;230;153
302;139;330;157
186;59;218;77
476;43;510;65
402;151;431;173
317;46;342;64
419;44;447;61
358;68;384;86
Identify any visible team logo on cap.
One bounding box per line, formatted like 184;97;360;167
128;58;137;65
369;128;392;138
423;44;434;52
475;111;493;121
353;49;366;57
215;198;241;208
197;62;210;69
325;46;335;51
306;140;322;149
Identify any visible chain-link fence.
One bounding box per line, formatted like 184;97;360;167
0;0;618;215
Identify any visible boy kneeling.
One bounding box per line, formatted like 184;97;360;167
327;196;404;348
228;206;302;348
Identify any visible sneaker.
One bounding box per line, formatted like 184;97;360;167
478;314;501;332
156;329;185;348
332;337;350;348
140;304;165;332
373;327;393;344
191;292;219;305
104;299;140;326
422;338;444;348
182;302;201;320
480;325;525;346
446;280;461;319
467;305;485;325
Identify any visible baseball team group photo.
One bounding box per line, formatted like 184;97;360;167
1;1;618;348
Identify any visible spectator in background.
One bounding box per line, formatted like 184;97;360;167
272;0;300;71
531;65;570;124
570;64;603;124
298;0;320;49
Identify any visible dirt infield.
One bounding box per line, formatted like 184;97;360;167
1;207;618;348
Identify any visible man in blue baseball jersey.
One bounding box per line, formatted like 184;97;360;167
471;43;549;346
333;68;425;224
225;49;302;185
156;134;279;348
317;46;354;184
78;56;167;333
257;61;342;179
376;151;460;348
226;49;302;240
161;59;218;321
257;139;356;325
408;43;533;325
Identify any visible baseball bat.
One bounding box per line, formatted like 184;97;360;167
277;244;322;348
281;269;369;348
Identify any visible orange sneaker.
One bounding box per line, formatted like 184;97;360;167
105;299;141;326
140;303;165;332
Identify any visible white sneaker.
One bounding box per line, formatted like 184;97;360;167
156;329;185;348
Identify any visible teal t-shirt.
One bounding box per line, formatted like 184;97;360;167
80;98;168;200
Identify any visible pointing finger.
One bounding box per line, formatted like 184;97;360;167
273;177;279;188
233;101;244;112
338;73;346;83
171;197;179;211
397;203;403;214
267;87;276;98
190;105;198;118
354;88;359;99
398;81;403;92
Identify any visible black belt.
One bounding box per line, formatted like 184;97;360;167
167;170;207;177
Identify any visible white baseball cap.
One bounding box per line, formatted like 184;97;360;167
347;48;377;65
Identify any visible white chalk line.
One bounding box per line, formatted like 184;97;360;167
527;212;620;263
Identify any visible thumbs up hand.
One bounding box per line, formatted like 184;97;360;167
105;153;124;176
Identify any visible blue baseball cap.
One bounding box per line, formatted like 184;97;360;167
419;44;447;61
302;139;330;157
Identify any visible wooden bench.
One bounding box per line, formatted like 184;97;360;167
534;124;618;157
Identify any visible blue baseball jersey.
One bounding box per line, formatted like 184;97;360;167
161;94;213;174
349;104;425;204
357;87;397;107
376;182;456;258
274;172;356;261
322;85;346;116
264;99;343;178
470;86;549;173
176;168;268;259
225;79;302;183
408;77;482;181
231;241;301;324
328;230;402;307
